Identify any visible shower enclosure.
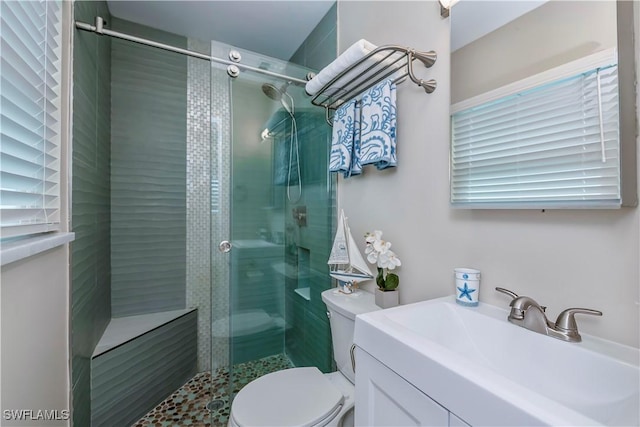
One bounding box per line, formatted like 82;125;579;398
208;41;336;414
71;6;336;424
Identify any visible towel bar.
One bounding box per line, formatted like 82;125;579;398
308;45;437;126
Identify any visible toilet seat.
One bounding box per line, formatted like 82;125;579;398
230;367;344;427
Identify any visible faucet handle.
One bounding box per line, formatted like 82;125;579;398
554;308;603;339
495;287;519;299
496;287;547;312
495;288;526;319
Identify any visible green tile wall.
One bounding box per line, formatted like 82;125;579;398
285;292;307;365
283;111;336;373
71;2;112;426
110;18;188;317
286;5;337;371
290;3;337;70
91;312;197;427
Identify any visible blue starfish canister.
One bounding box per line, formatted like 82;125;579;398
454;268;481;307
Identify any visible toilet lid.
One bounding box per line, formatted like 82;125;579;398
231;367;344;427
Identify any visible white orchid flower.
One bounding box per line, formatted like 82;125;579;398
365;230;401;270
373;239;391;254
364;230;401;291
383;251;402;270
377;250;398;269
376;251;389;269
364;243;378;264
365;230;383;244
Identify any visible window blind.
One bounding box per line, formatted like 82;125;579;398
450;52;620;208
0;0;62;237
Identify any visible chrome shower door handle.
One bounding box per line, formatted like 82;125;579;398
218;240;232;253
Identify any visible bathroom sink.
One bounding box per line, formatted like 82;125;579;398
354;296;639;426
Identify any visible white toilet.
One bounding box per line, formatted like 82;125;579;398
228;288;380;427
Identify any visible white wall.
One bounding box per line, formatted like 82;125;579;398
637;0;640;349
0;2;72;425
451;0;617;103
337;0;639;348
1;249;70;427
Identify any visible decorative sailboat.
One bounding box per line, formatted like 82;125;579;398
328;210;374;293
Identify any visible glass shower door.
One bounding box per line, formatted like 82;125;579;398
209;42;336;424
226;75;289;374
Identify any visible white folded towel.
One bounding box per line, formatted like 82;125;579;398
306;39;377;96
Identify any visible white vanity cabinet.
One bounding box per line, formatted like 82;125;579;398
355;349;470;427
353;297;639;426
449;413;471;427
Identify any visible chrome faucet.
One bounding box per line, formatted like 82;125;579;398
495;287;602;343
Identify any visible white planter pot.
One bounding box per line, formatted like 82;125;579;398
375;289;399;309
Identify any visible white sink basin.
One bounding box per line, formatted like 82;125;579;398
354;296;639;426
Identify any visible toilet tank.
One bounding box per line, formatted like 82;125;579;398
321;289;380;384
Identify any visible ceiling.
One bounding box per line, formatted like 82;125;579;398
451;0;547;52
106;0;335;61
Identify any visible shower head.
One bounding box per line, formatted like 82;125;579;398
262;82;294;117
261;83;284;101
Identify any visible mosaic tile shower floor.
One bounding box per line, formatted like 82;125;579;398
132;354;294;427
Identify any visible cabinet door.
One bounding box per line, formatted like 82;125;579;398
450;413;471;427
356;350;449;426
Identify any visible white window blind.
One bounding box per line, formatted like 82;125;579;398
0;0;62;237
450;50;620;208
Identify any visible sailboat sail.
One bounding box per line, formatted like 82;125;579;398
346;227;372;278
328;210;349;264
328;210;374;283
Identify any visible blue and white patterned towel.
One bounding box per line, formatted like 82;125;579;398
330;99;359;178
350;103;363;176
359;79;397;170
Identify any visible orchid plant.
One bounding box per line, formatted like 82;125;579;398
364;230;401;291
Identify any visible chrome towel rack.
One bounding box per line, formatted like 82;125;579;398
309;45;437;125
